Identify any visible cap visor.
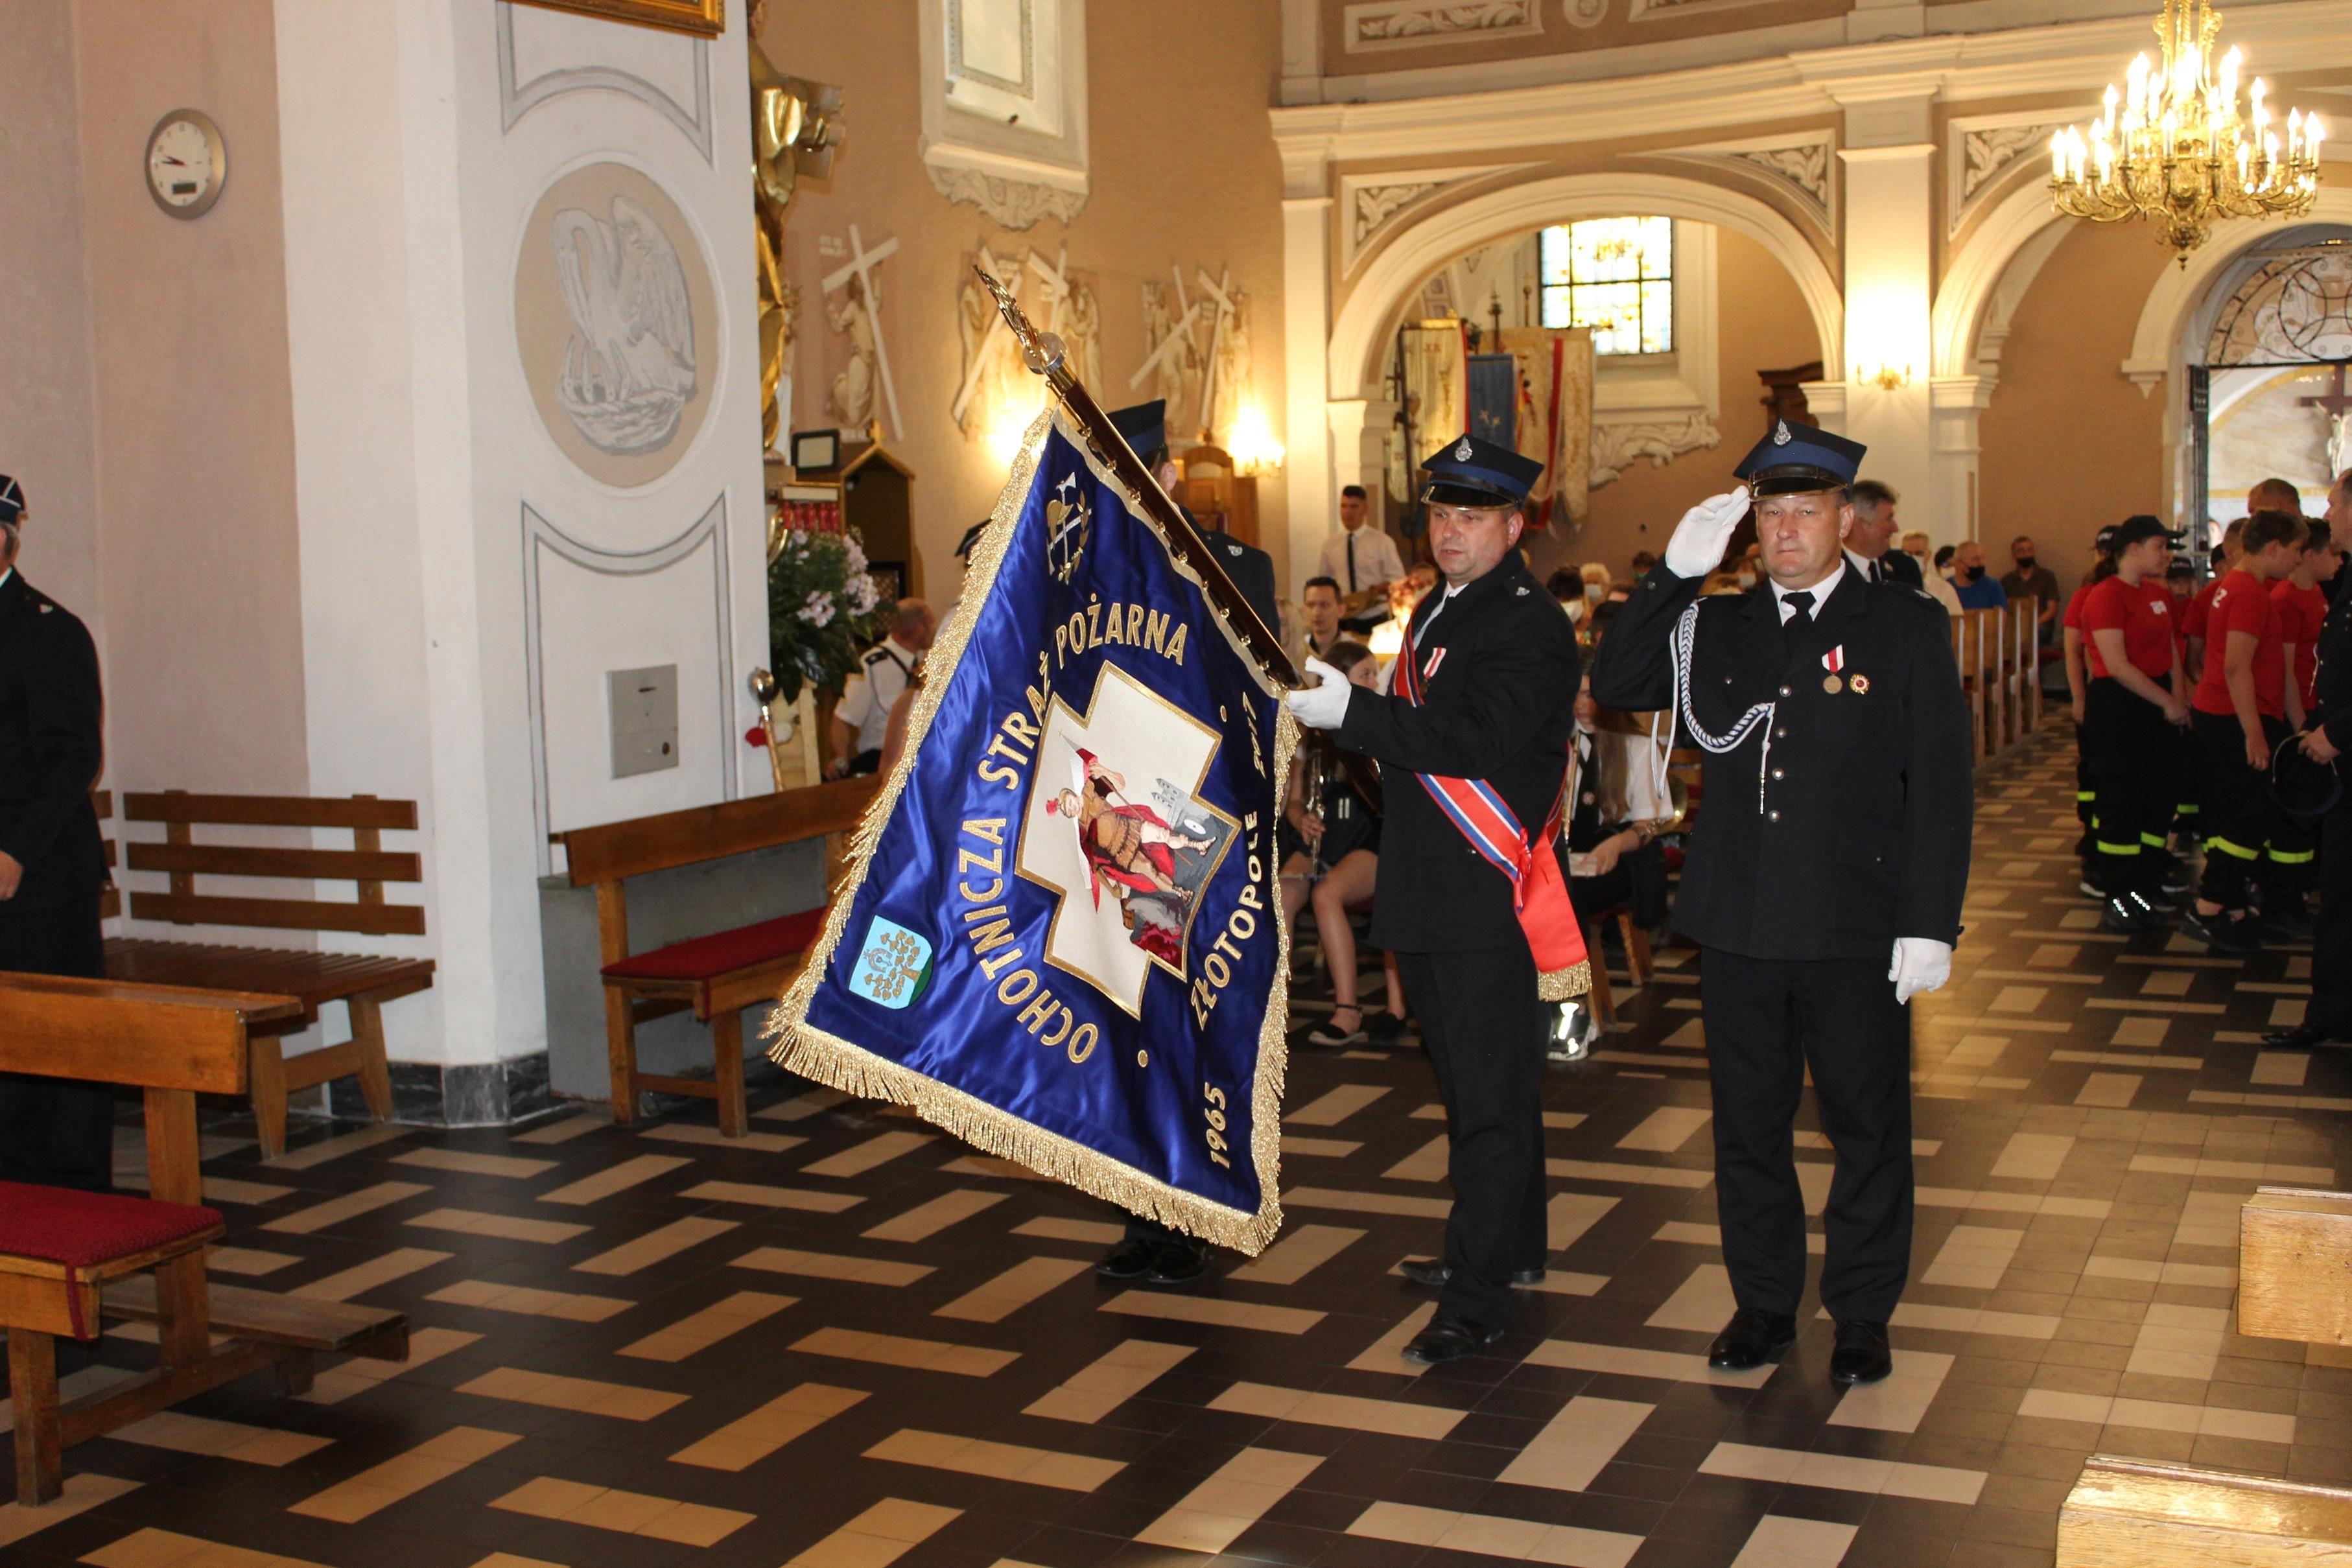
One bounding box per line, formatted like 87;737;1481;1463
1745;471;1847;498
1421;480;1523;508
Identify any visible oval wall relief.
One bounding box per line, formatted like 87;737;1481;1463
515;161;719;488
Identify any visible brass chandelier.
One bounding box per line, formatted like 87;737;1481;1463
2049;0;2323;263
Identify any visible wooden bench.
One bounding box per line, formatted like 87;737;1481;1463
0;974;408;1505
554;777;879;1136
101;791;437;1158
2239;1186;2352;1346
2059;1454;2352;1564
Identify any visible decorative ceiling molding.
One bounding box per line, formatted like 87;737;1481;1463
1343;0;1543;53
1590;414;1721;487
1629;0;1778;19
926;163;1088;229
1562;0;1608;29
1338;163;1528;275
1945;105;2092;239
496;3;712;161
1648;130;1837;234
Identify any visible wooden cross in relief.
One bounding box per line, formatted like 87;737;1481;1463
1130;263;1206;392
952;243;1017;425
821;223;903;439
1193;265;1236;436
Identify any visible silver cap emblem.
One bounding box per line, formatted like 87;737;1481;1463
1454;437;1474;460
1772;419;1792;445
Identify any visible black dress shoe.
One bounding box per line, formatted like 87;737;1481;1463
1145;1239;1209;1286
1707;1307;1797;1371
1095;1237;1158;1279
1829;1318;1893;1385
2263;1022;2352;1049
1399;1258;1546;1290
1402;1311;1501;1365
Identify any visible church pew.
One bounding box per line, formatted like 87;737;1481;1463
554;777;880;1136
2239;1186;2352;1346
2058;1454;2352;1565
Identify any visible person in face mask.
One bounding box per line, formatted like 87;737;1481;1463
1951;539;2010;611
2001;534;2062;644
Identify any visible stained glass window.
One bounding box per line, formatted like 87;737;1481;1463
1538;216;1674;356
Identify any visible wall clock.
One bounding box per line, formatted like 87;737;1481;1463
145;110;227;219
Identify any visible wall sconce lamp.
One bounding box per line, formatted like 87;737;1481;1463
1856;361;1914;392
1228;402;1287;478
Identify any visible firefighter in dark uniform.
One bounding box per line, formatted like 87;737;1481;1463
0;474;114;1191
1590;424;1972;1386
1092;399;1280;1288
2268;492;2352;1048
1286;434;1579;1364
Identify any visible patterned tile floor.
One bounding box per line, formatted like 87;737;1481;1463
5;718;2349;1568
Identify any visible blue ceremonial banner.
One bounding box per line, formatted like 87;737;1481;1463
770;408;1294;1253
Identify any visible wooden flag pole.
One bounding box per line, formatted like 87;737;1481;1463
973;264;1299;690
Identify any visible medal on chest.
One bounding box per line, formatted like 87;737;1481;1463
1822;645;1844;694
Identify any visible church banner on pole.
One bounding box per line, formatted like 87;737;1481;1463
769;291;1296;1253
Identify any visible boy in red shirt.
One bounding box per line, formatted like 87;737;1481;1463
2081;517;2189;931
2062;526;2119;894
2184;509;2307;952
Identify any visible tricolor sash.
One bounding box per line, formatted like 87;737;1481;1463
1394;608;1591;1000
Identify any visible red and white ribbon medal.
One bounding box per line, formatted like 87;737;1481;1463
1822;645;1845;694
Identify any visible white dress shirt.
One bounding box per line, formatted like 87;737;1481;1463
1317;525;1405;596
1770;561;1846;624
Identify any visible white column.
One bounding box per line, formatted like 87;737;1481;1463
1799;380;1849;437
1930;375;1993;546
1282;193;1334;598
1324;396;1370;552
1836;135;1935;532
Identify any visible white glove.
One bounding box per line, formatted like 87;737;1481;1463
1664;486;1752;579
1284;657;1352;731
1888;937;1953;1005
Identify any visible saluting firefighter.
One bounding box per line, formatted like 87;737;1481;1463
1591;423;1972;1387
1286;435;1581;1364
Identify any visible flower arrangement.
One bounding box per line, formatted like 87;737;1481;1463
767;524;884;701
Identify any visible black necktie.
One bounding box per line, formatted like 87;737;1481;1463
1867;556;1883;585
1782;589;1815;655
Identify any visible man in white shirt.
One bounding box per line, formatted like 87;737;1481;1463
1317;484;1405;599
829;598;934;776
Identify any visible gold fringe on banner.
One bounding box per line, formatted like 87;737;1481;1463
765;406;1295;1257
1537;961;1592;1003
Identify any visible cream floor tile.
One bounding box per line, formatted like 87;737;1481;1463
865;1428;1125;1490
206;1246;299;1277
405;1208;586;1244
1549;1193;1619;1250
681;1179;862;1212
1211;1381;1466;1439
1498;1395;1653;1490
288;1425;520;1522
1920;1225;2025;1289
1701;1442;1985;1504
2111;1015;2170;1047
296;1246;452;1303
1991;1131;2073;1180
1348;1501;1643;1568
801;1129;929;1177
939;1155;1050;1180
1881;1302;2062;1339
781;1499;960;1567
1284;1084;1389;1126
1827;1350;1955;1433
392;1147;554;1180
1647;1264;1738;1331
934;1256;1089;1322
1229;1223;1363;1285
1524;1339;1776;1388
641;1123;805;1154
2075;1072;2143;1108
297;1327;480;1405
1280;1186;1450;1218
263;1180;429;1235
2084;1255;2237;1289
1024;1339;1194;1422
757;1086;850;1121
619;1289;795;1361
792;1326;1018;1376
1728;1515;1857;1568
510;1110;607;1143
672;1382;867;1469
2252;1050;2311;1087
1010;1217;1124;1245
2125;1303;2231;1381
2017;1388;2295;1443
491;1475;753;1547
0;1473;138;1550
1916;1187;2111;1219
862;1189;1006;1241
572;1215;738;1276
734;1245;934;1285
196;1176;296;1206
1281;1135;1362;1157
2131;1153;2335;1184
458;1366;687;1420
1617;1107;1711;1153
82;1527;336;1568
109;1410;331;1467
536;1153;689;1206
1547;1158;1713;1189
1349;1302;1439;1377
265;1123;413;1170
1382;1133;1450;1181
1135;1447;1323;1554
427;1278;633;1322
1102;1290;1324;1335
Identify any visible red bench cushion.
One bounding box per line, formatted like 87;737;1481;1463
0;1180;225;1338
601;907;830;985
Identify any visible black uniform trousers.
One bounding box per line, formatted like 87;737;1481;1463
2313;788;2352;1035
2084;676;2180;897
0;890;112;1191
1396;944;1549;1333
2194;710;2290;909
1700;948;1912;1324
